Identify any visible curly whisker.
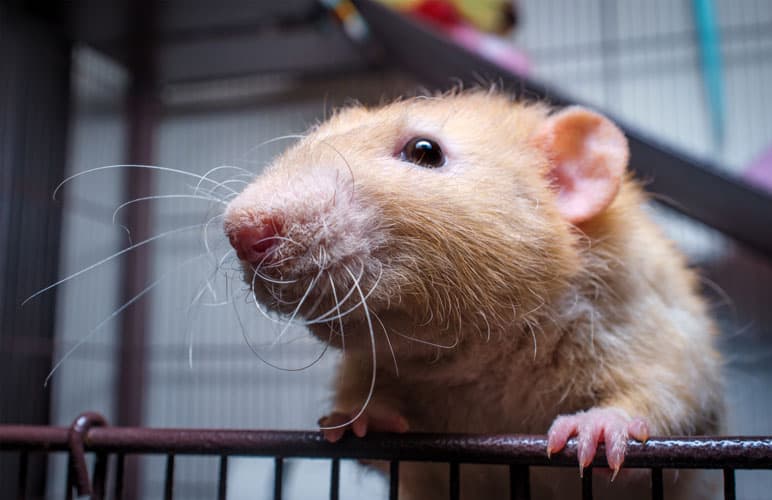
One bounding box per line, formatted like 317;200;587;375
24;223;207;305
320;264;377;431
53;164;239;200
306;261;382;325
372;311;399;376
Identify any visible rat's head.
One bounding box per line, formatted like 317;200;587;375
223;92;629;351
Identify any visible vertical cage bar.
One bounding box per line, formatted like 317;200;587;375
0;5;71;496
650;468;663;500
115;0;159;497
723;468;736;500
509;464;530;500
91;453;108;500
449;462;460;500
66;455;76;500
217;456;228;500
163;455;175;500
389;460;399;500
16;452;28;500
330;459;340;500
581;469;592;500
651;467;664;500
274;457;283;500
114;454;125;500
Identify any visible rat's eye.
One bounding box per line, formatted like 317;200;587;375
400;137;445;168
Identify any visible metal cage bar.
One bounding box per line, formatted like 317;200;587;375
163;454;175;500
449;461;460;500
650;468;663;500
723;468;736;500
330;458;340;500
389;460;399;500
3;414;772;499
509;464;529;500
4;426;772;468
274;457;283;500
217;456;228;500
581;468;592;500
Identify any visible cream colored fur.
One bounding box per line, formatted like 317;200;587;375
223;91;725;499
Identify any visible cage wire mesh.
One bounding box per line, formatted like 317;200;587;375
15;0;771;498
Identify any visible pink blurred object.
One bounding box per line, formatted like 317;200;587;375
406;0;530;77
745;145;772;194
446;24;530;76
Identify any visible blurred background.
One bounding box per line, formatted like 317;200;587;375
1;0;771;498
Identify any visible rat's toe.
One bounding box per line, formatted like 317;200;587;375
627;418;650;442
547;415;578;457
548;407;649;477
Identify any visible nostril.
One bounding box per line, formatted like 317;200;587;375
228;219;282;265
250;235;275;255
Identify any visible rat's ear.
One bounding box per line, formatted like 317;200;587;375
533;106;629;224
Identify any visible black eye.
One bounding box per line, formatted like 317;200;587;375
400;137;445;168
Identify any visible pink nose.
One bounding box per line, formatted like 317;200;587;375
228;220;282;266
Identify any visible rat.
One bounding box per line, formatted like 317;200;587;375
222;90;725;499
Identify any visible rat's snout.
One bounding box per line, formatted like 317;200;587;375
226;217;283;266
224;163;379;286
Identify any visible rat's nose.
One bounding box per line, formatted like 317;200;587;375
227;219;282;266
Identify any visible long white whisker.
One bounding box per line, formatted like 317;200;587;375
194;165;255;197
318;139;356;202
44;252;208;386
306;261;366;323
186;283;211;370
232;282;332;372
239;134;307;162
392;329;459;350
250;242;301;285
243;235;306;287
112;194;225;226
328;275;345;353
259;254;301;270
249;266;306;327
202;212;227;263
252;270;298;285
320;265;377;431
301;277;330;319
53;164;239;200
373;311;399;376
271;268;324;346
23;223;206;305
214;178;250;190
185;248;236;367
216;248;237;272
478;311;491;342
307;263;382;325
118;224;133;245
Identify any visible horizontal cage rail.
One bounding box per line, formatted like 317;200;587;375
3;413;772;500
2;425;772;469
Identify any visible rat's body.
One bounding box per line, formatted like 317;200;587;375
224;92;724;499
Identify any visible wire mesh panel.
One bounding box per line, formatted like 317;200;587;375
516;0;772;176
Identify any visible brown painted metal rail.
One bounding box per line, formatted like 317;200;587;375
2;413;772;500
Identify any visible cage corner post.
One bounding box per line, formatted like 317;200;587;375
114;0;161;497
0;1;72;497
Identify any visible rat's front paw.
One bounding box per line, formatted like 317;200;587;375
547;407;649;478
318;409;409;443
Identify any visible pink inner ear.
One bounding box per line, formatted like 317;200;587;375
537;107;628;224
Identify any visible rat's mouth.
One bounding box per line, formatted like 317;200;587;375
242;254;385;331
